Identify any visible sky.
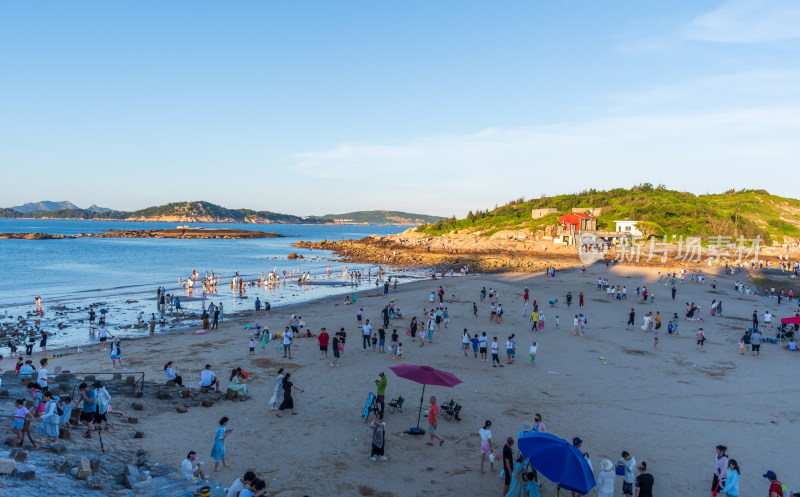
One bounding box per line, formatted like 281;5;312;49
1;0;799;217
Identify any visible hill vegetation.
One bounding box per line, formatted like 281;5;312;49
0;201;440;225
416;185;800;244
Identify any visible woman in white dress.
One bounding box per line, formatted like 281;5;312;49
268;368;285;411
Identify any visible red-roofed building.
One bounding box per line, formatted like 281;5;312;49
558;212;597;232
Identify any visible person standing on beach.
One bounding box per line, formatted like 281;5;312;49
409;317;418;341
618;451;636;497
374;371;387;414
579;292;584;308
318;328;329;360
362;320;372;350
478;420;493;474
426;396;445;446
110;338;124;369
98;324;108;351
479;332;488;361
378;326;386;353
696;328;706;351
269;369;285;410
627;309;635;330
331;333;341;366
491;337;502;367
370;411;388;460
502;438;515;496
282;327;293;359
37;358;53;391
751;329;762;357
210;416;232;471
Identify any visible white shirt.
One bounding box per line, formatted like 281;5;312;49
764;312;772;322
479;336;487;347
37;368;48;389
363;324;371;336
491;342;498;353
283;330;293;345
98;326;107;338
529;344;538;355
228;478;245;496
200;369;216;387
478;428;492;441
181;458;195;480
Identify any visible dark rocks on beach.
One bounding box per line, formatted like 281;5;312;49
0;390;7;397
155;390;171;400
10;449;27;462
175;406;187;413
84;375;96;382
14;468;36;480
86;475;104;490
133;431;144;439
125;376;136;387
4;436;20;447
127;417;139;424
48;443;67;454
53;456;69;472
59;427;71;440
113;373;122;380
131;402;143;411
201;400;214;407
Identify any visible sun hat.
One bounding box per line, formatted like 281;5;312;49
600;459;613;471
523;422;533;432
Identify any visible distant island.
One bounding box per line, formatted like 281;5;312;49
0;227;284;240
0;201;444;226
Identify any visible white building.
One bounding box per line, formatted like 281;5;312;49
614;220;642;237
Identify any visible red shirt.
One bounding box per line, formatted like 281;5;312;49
769;481;782;497
428;403;439;425
318;332;329;347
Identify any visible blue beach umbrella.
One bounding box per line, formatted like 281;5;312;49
517;432;596;495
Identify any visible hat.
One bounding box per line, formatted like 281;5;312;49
523;422;533;432
91;381;103;388
600;459;613;471
572;437;583;446
763;470;777;480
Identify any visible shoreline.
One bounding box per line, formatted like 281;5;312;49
0;228;285;240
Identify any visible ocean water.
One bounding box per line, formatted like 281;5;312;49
0;220;416;349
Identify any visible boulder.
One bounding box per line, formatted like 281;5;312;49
84;375;96;382
201;400;214;407
123;463;141;488
48;442;67;454
200;386;210;393
134;431;144;439
125;376;136;387
10;449;27;462
87;475;104;490
53;456;69;472
156;390;172;400
15;469;35;480
59;427;71;440
4;436;19;447
0;458;14;474
0;389;8;397
175;406;187;413
77;457;92;480
131;402;143;411
112;373;122;380
128;417;138;424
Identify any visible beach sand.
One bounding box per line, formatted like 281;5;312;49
7;264;798;496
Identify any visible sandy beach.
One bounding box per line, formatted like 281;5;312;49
5;264;799;496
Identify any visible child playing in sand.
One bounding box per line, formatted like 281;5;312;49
555;316;559;329
471;334;479;358
529;341;538;365
249;336;256;356
10;399;32;444
110;338;125;369
396;343;403;359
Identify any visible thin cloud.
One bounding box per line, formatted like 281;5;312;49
686;0;800;42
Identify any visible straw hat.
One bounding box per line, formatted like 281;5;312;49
600;459;613;471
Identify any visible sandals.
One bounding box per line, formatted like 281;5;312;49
83;433;93;439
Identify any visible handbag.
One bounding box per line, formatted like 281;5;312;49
615;464;626;476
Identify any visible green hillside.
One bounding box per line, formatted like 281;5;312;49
417;185;800;243
318;210;443;225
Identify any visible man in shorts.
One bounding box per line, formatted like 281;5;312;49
751;328;762;356
426;396;444;446
502;437;515;495
282;327;293;359
199;364;220;393
318;328;329;360
627;309;635;330
77;383;96;438
479;332;488;361
374;371;387;414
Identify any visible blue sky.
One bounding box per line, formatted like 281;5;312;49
1;0;798;216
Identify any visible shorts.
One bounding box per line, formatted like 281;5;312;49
479;347;487;354
320;345;328;352
504;468;512;485
622;481;633;495
627;319;634;325
94;411;107;424
697;339;705;345
110;354;120;360
379;338;385;346
333;348;340;358
283;344;291;351
480;440;491;454
11;419;24;430
80;411;95;423
99;337;107;342
506;348;513;355
752;344;760;352
376;395;384;404
428;424;437;433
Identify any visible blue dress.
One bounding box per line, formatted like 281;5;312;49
36;401;60;438
210;425;226;461
505;461;525;497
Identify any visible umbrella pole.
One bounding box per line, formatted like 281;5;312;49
407;384;426;435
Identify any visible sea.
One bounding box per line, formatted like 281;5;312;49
0;219;418;350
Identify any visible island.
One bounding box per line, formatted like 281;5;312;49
0;228;284;240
